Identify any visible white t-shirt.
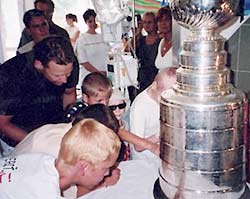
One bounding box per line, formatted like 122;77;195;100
17;41;34;54
12;123;72;156
0;153;63;199
129;89;160;160
75;32;108;84
155;38;172;70
65;26;79;40
11;123;77;199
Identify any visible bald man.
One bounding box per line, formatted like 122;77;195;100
129;67;177;160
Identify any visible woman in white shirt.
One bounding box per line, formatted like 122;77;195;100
65;13;80;47
75;9;108;84
155;6;173;70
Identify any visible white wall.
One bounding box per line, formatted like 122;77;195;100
0;0;22;61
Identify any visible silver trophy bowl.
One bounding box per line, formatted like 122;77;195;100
169;0;240;30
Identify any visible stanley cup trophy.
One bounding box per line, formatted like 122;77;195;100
154;0;249;199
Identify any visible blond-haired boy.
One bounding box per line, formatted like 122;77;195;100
81;72;113;105
0;119;120;199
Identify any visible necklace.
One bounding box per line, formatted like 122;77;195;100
163;40;172;51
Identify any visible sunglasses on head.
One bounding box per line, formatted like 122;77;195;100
109;102;126;111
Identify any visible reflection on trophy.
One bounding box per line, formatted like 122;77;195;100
154;0;249;198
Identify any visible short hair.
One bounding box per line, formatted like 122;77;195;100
155;67;177;86
66;13;78;22
72;104;126;162
34;0;55;13
83;9;96;22
34;36;75;67
135;13;142;22
143;12;156;23
57;118;121;165
23;9;46;28
155;6;172;22
81;72;112;98
73;104;120;133
156;67;177;80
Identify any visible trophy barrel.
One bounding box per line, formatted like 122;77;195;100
158;1;247;198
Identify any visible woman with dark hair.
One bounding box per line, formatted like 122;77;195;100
155;6;173;70
137;11;160;93
75;9;108;85
65;13;80;46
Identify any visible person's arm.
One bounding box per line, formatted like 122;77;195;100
0;115;26;142
63;87;76;109
118;129;159;156
76;168;120;197
129;101;160;156
81;62;99;73
71;30;80;44
81;62;106;75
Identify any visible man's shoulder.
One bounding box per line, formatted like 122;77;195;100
130;90;151;111
0;54;28;73
133;90;149;104
17;41;35;54
30;123;72;137
49;22;70;39
12;123;72;156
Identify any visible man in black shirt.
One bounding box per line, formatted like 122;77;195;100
0;36;79;146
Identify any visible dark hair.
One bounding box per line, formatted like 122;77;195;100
135;13;142;22
73;104;119;132
81;72;112;97
34;36;75;67
34;0;55;13
23;9;46;28
156;6;172;22
143;12;156;22
83;9;96;22
66;13;78;22
73;104;126;162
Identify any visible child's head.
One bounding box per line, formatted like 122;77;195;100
73;104;120;133
154;67;177;93
108;89;127;121
142;12;157;34
81;72;112;105
73;104;126;162
66;13;78;25
57;118;121;189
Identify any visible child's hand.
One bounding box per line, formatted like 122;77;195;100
103;168;121;187
146;134;159;144
149;142;160;156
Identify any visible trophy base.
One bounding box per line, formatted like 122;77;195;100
153;178;169;199
153;178;250;199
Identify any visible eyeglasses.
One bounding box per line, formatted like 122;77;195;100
109;102;126;111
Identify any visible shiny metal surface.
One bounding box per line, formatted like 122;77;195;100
159;0;246;198
170;0;240;30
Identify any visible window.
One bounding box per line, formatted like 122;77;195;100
0;0;22;62
0;0;94;63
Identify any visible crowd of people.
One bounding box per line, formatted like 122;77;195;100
0;0;174;198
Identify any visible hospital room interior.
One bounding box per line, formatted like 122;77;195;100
1;0;250;198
